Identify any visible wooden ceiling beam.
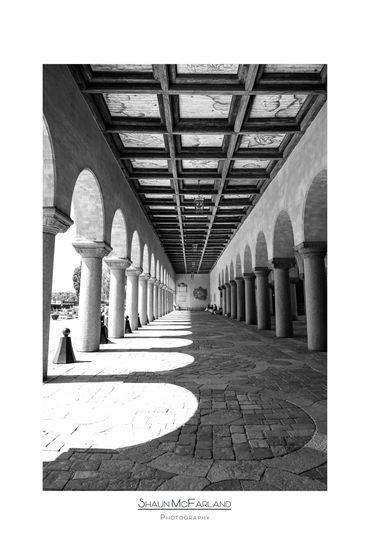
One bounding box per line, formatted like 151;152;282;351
106;122;301;134
84;82;326;95
131;170;268;179
120;150;283;160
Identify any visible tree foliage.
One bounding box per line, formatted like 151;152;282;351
72;264;81;301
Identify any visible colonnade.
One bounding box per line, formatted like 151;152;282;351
43;209;175;380
217;242;327;351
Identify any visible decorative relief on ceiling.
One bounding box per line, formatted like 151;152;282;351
91;64;153;72
264;64;323;73
233;159;269;169
179;94;232;119
120;133;165;148
139;179;171;186
239;133;285;149
104;93;160;117
249;94;307;118
177;64;239;74
181;134;224;148
131;159;168;168
182;159;219;169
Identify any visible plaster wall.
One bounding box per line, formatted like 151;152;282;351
175;274;210;310
43;65;174;282
209;102;327;301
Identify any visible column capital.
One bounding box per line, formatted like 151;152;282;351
296;241;327;259
253;267;270;276
243;272;256;281
221;284;226;290
104;256;132;270
139;273;151;282
235;276;244;283
218;286;223;291
225;282;231;288
126;266;142;277
159;283;165;289
43;207;73;235
154;279;160;286
270;257;296;269
73;240;112;258
290;276;299;284
148;277;157;284
230;280;236;287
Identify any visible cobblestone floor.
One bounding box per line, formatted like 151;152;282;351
43;311;327;491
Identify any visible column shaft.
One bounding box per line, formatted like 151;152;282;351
290;281;298;320
147;279;155;322
126;268;141;330
300;244;327;351
106;258;131;338
272;261;293;338
153;282;159;318
243;273;257;325
235;278;245;321
254;268;271;330
230;281;237;319
139;274;150;325
43;232;56;378
225;283;231;316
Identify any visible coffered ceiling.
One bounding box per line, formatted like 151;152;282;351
70;64;327;274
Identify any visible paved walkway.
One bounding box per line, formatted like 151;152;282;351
43;311;327;491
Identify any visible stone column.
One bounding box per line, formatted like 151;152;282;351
126;266;142;330
290;278;298;320
218;286;223;309
298;242;327;351
105;256;131;338
73;240;112;351
243;273;257;325
230;280;237;319
254;268;271;330
269;286;274;315
147;277;156;322
225;283;231;316
153;279;159;319
139;273;150;325
221;285;226;315
235;277;245;321
43;207;73;380
271;258;294;338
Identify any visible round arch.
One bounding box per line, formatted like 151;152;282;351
243;244;253;273
110;208;127;257
130;230;141;267
229;260;235;280
142;244;150;273
255;231;268;267
303;169;327;242
235;253;242;277
273;210;295;258
43;116;55;207
72;169;104;241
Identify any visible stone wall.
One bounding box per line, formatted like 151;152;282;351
175;274;210;310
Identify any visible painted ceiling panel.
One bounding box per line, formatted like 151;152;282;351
179;95;232;118
182;159;219;169
104;93;160;117
139;179;171;186
264;64;323;73
131;159;168;168
233;159;270;169
239;133;285;148
249;94;307;118
92;64;152;72
177;64;239;74
181;134;224;148
120;133;165;148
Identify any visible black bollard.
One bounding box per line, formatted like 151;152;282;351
125;315;132;334
138;313;142;328
100;317;109;344
53;328;76;364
